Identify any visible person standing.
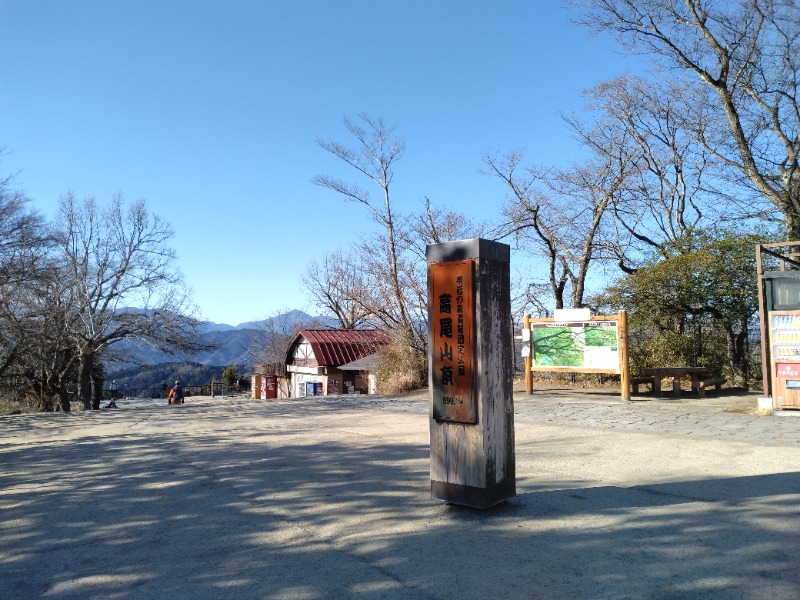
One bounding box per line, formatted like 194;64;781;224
168;380;185;405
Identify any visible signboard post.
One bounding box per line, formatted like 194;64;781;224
523;314;533;395
427;238;515;509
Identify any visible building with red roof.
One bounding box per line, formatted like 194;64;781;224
285;329;390;397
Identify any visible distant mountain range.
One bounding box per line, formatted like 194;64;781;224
105;309;339;376
197;309;338;333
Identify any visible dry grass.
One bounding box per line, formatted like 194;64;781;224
376;335;427;395
0;395;36;415
524;372;623;388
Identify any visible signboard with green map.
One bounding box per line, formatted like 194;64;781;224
531;321;620;372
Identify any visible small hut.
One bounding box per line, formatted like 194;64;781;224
251;363;290;399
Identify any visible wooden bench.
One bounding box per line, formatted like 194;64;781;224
630;376;656;394
691;377;726;397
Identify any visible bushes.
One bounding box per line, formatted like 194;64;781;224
628;325;756;386
375;332;427;395
0;385;37;414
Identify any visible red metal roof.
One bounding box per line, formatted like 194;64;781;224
290;329;390;367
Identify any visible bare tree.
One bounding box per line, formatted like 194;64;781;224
52;192;206;409
0;167;54;395
302;205;477;342
578;0;800;238
0;176;47;290
483;148;627;309
301;250;372;329
310;116;482;360
313;114;424;348
484;74;733;311
407;197;481;258
566;75;753;271
0;162;82;409
248;309;327;365
10;269;81;411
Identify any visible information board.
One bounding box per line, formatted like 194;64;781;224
531;321;620;372
430;259;476;423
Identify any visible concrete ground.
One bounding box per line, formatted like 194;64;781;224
1;388;799;599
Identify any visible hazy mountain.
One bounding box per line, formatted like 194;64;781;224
105;309;340;375
234;309;338;331
198;321;237;333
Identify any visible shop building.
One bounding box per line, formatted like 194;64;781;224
285;329;390;397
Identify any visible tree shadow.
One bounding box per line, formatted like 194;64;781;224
1;402;799;599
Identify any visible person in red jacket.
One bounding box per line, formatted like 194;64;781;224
168;380;185;405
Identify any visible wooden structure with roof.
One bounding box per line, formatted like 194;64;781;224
251;363;290;400
285;329;390;397
757;241;800;407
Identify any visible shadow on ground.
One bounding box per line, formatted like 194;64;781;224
1;399;798;599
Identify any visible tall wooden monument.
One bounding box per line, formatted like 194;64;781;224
427;238;515;509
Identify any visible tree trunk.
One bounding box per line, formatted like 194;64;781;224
35;387;55;412
32;368;55;412
47;371;72;413
726;325;748;388
784;207;800;242
78;351;93;410
57;388;71;413
91;369;103;410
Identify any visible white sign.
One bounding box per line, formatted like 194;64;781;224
553;308;591;322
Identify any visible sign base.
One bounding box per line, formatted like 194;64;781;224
431;479;515;509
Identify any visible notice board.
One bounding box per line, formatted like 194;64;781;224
531;320;620;373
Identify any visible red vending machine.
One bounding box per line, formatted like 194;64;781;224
770;310;800;409
264;376;277;399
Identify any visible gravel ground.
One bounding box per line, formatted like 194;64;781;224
1;389;798;599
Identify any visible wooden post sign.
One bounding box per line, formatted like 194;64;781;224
427;238;515;509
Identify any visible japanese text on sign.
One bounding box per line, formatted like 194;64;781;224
430;260;475;423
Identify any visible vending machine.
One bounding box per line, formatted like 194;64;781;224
757;243;800;409
769;310;800;409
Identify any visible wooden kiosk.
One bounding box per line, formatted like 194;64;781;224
427;238;515;509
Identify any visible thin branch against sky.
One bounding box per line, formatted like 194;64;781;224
0;1;642;325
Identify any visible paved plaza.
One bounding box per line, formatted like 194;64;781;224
1;389;799;599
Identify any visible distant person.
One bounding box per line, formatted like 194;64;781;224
104;397;118;409
168;380;185;405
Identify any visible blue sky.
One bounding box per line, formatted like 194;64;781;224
0;1;641;326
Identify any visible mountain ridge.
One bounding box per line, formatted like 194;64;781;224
106;309;340;375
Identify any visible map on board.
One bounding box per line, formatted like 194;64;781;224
532;322;619;371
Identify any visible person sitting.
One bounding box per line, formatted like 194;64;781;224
168;380;185;405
